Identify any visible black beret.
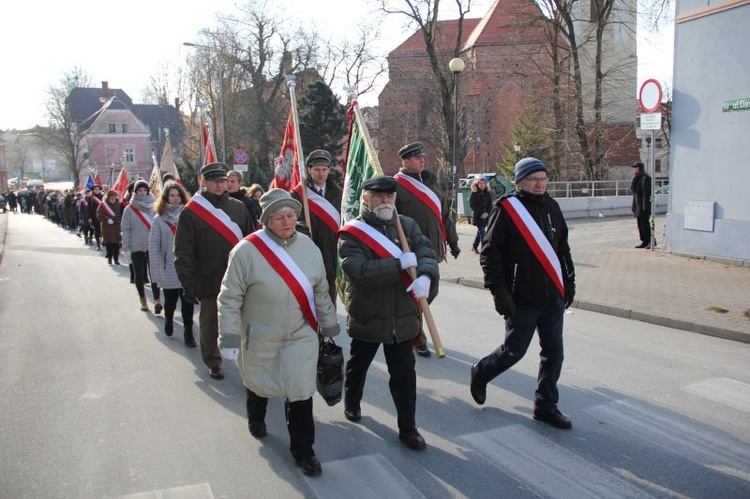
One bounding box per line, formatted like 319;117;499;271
200;162;228;180
398;142;426;160
306;149;331;167
631;162;645;169
362;175;397;193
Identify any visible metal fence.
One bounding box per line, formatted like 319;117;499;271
546;179;669;198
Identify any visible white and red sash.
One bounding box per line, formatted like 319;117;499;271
245;230;318;331
185;193;242;246
292;184;341;233
131;207;153;231
501;196;564;298
394;172;447;247
164;221;177;236
92;195;115;218
339;219;414;290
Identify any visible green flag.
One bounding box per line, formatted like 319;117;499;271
341;114;382;224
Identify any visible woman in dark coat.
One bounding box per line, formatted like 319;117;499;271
96;189;123;265
469;176;493;254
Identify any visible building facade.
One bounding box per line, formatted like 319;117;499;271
666;0;750;262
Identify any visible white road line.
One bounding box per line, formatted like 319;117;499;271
306;454;426;499
685;378;750;413
460;425;654;498
117;482;214;498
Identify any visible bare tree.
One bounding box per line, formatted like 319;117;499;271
378;0;474;179
40;67;93;188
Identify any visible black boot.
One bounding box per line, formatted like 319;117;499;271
165;317;174;337
184;327;196;347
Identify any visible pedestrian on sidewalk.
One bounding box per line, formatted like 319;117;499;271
631;161;653;248
470;157;576;429
394;142;459;357
339;175;439;451
218;189;339;477
149;181;196;347
122;179;161;313
469;176;493;254
96;189;122;265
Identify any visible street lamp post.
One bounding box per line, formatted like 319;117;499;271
448;57;465;212
183;42;227;164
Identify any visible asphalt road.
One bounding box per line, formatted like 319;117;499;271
1;214;749;498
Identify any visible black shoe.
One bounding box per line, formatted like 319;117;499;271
533;409;573;430
154;301;163;315
248;421;267;439
415;344;431;357
209;367;224;380
399;428;426;451
635;242;648;248
344;407;362;422
164;321;173;337
470;363;486;405
295;455;322;477
184;329;197;348
107;257;112;265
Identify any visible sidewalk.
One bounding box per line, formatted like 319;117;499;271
441;215;750;343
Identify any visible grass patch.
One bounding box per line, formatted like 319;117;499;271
706;305;729;314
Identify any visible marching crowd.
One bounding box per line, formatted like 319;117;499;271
9;143;577;478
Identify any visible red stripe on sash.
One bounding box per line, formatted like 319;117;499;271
339;222;414;290
131;207;152;230
186;200;240;246
92;196;115;217
394;173;448;251
292;184;340;234
245;233;319;331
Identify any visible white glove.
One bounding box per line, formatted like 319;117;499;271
107;218;114;225
406;275;431;299
481;212;489;220
220;348;239;360
399;252;417;270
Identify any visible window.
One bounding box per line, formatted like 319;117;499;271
108;124;116;133
124;147;134;163
655;138;663;149
655;159;662;172
122;124;128;133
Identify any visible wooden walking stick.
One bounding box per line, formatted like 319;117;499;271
394;210;446;359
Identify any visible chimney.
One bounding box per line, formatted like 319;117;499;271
101;81;110;99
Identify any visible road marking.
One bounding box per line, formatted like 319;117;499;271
685;378;750;413
587;400;750;478
306;454;425;498
117;482;214;498
460;425;654;498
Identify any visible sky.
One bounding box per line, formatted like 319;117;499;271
0;0;673;131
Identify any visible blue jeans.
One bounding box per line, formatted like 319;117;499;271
475;297;565;412
473;225;486;250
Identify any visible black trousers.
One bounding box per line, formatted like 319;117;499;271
246;388;315;460
104;243;120;262
344;337;417;432
162;288;194;329
636;214;651;244
475;297;565;413
131;251;160;301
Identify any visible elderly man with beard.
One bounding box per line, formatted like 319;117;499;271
338;175;439;451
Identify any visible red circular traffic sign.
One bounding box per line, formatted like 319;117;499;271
233;149;249;164
639;79;663;113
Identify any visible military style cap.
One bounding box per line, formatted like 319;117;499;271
362;175;397;193
398;142;426;160
200;162;229;180
306;149;331;167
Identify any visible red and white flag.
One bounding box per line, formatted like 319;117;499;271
201;115;218;167
270;107;299;191
112;168;129;197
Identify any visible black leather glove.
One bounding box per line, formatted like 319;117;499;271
183;285;200;305
564;282;576;309
492;290;516;319
449;244;461;259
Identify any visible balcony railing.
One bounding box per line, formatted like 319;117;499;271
546;180;669;198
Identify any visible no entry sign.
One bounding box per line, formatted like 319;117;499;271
639;79;663;113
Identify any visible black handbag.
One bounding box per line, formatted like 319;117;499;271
317;338;344;406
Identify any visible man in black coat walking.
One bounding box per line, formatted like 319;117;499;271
631;162;653;248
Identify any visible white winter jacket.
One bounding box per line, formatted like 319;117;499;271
218;229;339;401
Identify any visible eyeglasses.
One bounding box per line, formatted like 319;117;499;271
524;176;548;183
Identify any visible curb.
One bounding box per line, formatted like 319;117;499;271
440;275;750;345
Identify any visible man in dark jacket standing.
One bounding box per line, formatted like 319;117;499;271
339;175;440;451
394;142;460;357
631;161;653;248
471;158;576;430
291;149;342;306
174;162;254;380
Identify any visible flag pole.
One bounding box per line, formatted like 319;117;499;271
286;74;311;230
347;87;446;359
